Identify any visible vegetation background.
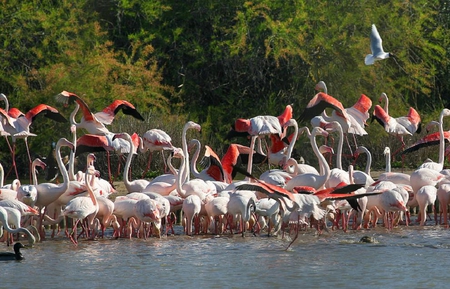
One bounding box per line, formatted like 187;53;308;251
1;0;449;180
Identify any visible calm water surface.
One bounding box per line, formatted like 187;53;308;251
3;223;450;289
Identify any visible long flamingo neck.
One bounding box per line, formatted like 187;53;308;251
245;136;257;181
56;142;70;193
85;171;98;207
32;162;38;186
70;103;80;126
166;155;178;175
439;111;446;165
364;148;372;175
138;137;145;153
385;150;391;172
299;127;312;138
381;94;389;114
182;126;191;183
311;132;329;179
123;134;134;188
348;165;354;184
285;158;298;175
244;198;255;222
0;163;3;187
189;139;201;178
69;103;80;181
176;154;187;197
285;121;298;161
335;125;343;170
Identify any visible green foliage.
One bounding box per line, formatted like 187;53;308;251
1;0;450;178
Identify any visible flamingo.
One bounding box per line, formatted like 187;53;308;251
351;146;375;187
0;103;67;180
178;121;202;183
75;133;139;183
365;24;392;65
228;114;283;176
226;190;257;237
0;206;36;246
141;192;172;235
57;91;143;179
95;196;117;238
415;109;450;171
378;147;411;185
416;185;437;226
312;83;372;151
401;122;450;156
56;90;144;135
372;93;421;159
0;242;25;261
376;187;408;230
113;132;150;193
204;195;229;235
221;143;265;184
142;151;180;196
33;139;85;234
174;147;216;201
437;178;450;226
113;196;139;238
189;139;225;182
62;154;99;244
364;180;407;228
283;144;333;176
134;198;162;238
182;194;202;236
298;92;350;126
234;167;370;246
254;198;281;236
285;127;331;191
139;128;174;177
17;158;47;208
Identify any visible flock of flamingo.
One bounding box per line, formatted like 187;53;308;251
1;24;449;256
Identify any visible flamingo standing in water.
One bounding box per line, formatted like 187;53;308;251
182;194;202;236
0;206;36;246
134;198;162;238
416;185;437;226
62;154;99;245
34;138;87;239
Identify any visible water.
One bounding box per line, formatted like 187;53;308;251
2;222;450;289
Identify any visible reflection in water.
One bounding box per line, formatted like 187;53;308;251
2;225;450;288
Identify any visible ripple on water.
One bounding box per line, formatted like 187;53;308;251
3;224;450;287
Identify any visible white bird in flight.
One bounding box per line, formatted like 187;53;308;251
365;24;391;65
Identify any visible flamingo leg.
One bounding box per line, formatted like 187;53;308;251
24;137;33;184
6;141;19;180
142;152;153;178
106;151;112;184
